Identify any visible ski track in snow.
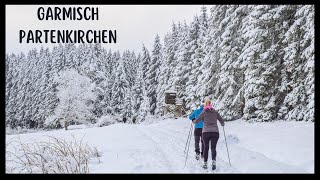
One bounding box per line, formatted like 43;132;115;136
134;126;175;173
6;118;312;173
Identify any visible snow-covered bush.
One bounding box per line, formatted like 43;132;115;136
94;115;118;127
6;135;100;174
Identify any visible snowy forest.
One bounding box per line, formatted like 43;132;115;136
5;5;314;130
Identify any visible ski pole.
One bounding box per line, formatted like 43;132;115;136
223;126;231;167
184;124;193;168
184;122;193;153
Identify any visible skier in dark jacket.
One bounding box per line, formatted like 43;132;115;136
193;99;225;170
189;104;204;160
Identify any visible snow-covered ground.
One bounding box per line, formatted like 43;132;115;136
6;117;314;173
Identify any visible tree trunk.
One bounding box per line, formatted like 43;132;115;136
64;119;68;130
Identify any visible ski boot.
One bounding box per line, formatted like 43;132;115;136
203;161;208;169
196;153;200;160
212;160;216;170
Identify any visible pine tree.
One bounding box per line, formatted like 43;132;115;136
174;17;198;104
141;44;151;84
146;34;162;115
140;44;152;114
124;92;133;120
132;53;145;118
239;5;290;121
111;57;130;114
198;5;228;104
5;54;24;128
279;5;314;121
137;89;150;123
170;21;188;94
213;5;247;120
302;5;315;122
106;51;121;112
185;7;209;110
156;23;180;114
34;47;53;128
165;22;181;91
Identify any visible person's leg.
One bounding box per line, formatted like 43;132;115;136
200;128;204;157
211;132;219;161
194;128;201;155
202;132;210;169
207;133;212;161
202;132;210;162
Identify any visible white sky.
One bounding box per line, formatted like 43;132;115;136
6;5;212;55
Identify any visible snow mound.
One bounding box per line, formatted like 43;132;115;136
223;134;240;144
68;124;89;130
94;115;118;127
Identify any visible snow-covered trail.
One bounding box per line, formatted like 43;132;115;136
6;117;313;173
86;119;235;173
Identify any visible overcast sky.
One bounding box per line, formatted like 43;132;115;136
6;5;212;55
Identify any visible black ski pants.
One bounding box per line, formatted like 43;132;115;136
202;132;219;162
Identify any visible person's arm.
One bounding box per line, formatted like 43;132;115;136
194;111;204;124
217;112;225;126
189;111;195;121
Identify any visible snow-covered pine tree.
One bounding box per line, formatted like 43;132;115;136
156;22;181;114
64;43;77;69
43;52;59;128
184;16;204;109
137;88;150;123
141;44;151;86
33;47;52;128
93;48;109;117
21;48;41;128
302;5;315;122
239;5;287;121
123;50;138;87
198;5;228;104
170;21;189;94
140;44;154;114
12;51;30;129
146;34;162;115
130;51;138;84
174;17;199;105
124;92;133;121
279;5;314;121
90;44;108;120
165;22;181;91
213;5;247;120
156;33;170;115
185;7;209;110
105;51;121;113
51;44;65;73
111;56;130;114
5;53;24;129
132;53;145;119
5;54;12;127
